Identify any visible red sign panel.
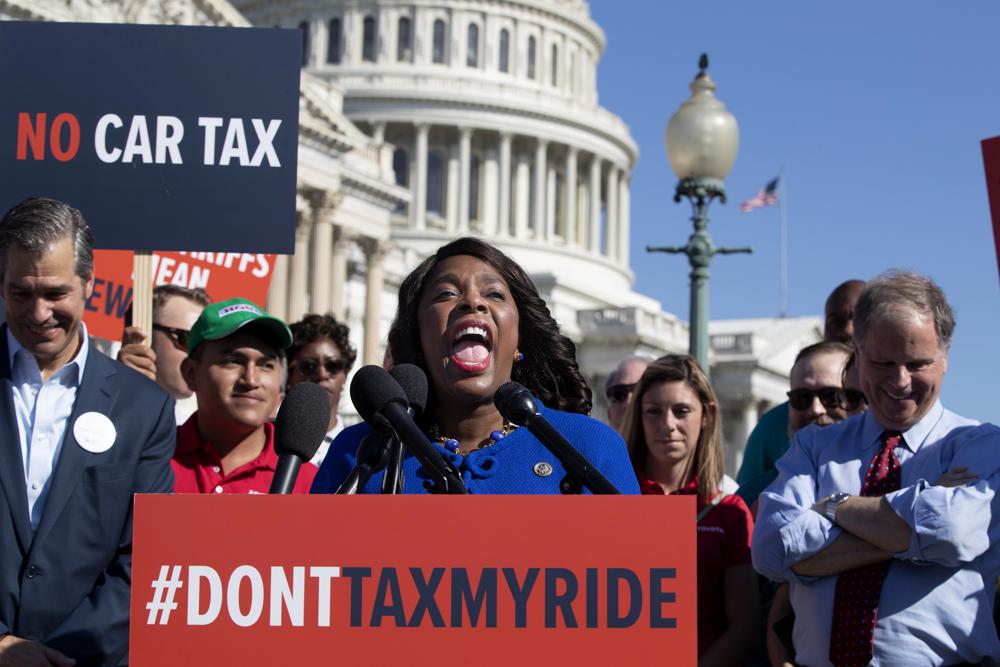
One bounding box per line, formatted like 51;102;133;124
981;135;1000;284
84;250;277;340
83;249;134;342
130;495;697;666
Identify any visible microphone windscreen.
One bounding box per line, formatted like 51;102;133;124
350;365;408;425
389;364;428;416
493;381;540;426
274;381;331;460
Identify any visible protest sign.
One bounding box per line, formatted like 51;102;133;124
131;495;698;666
0;21;300;253
981;136;1000;284
85;249;277;340
83;250;135;341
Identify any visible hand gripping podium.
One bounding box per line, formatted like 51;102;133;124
130;495;697;665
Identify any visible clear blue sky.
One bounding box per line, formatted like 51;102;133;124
590;0;1000;424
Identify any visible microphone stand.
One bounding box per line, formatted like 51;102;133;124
380;432;404;494
335;433;390;495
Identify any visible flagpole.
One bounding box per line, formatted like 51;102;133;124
778;168;788;318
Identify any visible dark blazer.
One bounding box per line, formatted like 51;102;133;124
0;328;175;666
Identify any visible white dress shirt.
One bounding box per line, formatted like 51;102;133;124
174;394;198;426
8;324;90;530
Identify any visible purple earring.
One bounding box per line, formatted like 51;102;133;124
515;351;524;362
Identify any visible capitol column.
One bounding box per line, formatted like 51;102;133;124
458;127;472;233
482;143;499;235
288;216;311;322
732;400;759;473
618;175;631;265
362;238;390;364
533;139;548;240
564;147;578;244
605;165;619;259
514;152;530;240
497;132;512;237
330;226;354;320
266;254;289;320
413;123;429;229
588;157;602;253
309;191;337;314
545;162;557;240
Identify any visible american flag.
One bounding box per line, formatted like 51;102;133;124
739;177;779;212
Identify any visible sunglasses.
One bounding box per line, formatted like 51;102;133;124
605;382;637;405
294;357;347;378
843;388;867;412
786;387;847;411
152;324;190;352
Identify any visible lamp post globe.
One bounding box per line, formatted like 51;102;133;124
665;54;740;184
647;54;750;374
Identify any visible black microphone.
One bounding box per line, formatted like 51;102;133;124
269;382;331;494
336;433;392;494
350;365;467;494
382;364;428;494
338;364;426;494
494;382;621;495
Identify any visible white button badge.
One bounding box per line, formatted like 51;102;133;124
73;412;117;454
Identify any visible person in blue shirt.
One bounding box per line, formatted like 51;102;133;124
753;270;1000;667
311;237;638;495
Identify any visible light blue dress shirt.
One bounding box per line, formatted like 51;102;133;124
753;401;1000;666
7;325;89;531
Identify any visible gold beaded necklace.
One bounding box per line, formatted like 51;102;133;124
431;421;519;456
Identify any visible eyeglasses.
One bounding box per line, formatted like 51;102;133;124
152;324;190;352
786;387;846;411
605;382;637;405
294;357;347;379
843;388;867;412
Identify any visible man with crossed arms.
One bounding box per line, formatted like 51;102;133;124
753;270;1000;666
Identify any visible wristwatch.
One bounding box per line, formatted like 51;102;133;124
825;492;851;524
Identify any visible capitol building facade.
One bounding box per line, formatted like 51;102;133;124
0;0;818;473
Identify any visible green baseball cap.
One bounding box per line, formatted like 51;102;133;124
187;298;292;354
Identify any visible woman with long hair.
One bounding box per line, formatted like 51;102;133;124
311;237;638;494
621;355;758;665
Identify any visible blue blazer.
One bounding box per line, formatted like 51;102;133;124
311;404;641;495
0;328;175;666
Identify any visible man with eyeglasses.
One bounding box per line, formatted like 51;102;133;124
753;271;1000;666
286;314;357;466
737;280;867;509
119;285;210;424
603;355;653;433
765;340;851;667
786;341;853;436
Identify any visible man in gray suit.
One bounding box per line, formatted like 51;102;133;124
0;197;174;666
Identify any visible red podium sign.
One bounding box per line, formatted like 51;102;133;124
130;495;697;666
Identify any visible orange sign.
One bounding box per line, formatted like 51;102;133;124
83;249;135;341
85;250;277;340
982;136;1000;284
130;495;697;666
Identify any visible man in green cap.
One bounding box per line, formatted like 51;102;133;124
171;298;317;494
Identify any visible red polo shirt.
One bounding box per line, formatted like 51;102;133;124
637;469;753;656
172;414;317;494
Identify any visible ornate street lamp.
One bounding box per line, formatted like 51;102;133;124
648;54;751;372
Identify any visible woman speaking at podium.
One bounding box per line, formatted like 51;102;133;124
311;237;638;495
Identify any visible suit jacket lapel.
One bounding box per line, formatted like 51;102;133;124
31;344;117;549
0;326;32;554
